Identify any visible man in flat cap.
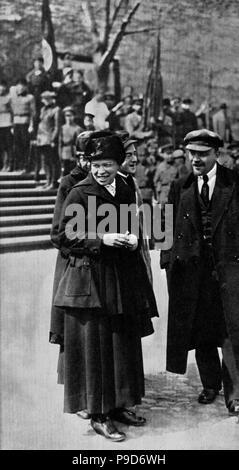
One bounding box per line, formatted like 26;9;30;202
161;129;239;415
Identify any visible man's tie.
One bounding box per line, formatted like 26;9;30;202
201;174;209;205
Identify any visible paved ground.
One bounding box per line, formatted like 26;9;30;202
0;250;239;450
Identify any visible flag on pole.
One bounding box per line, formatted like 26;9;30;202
41;0;57;76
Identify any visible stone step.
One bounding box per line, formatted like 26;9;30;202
0;234;52;253
0;180;46;189
0;224;52;238
0;205;55;217
0;171;45;181
0;213;53;227
0;196;56;207
0;188;57;198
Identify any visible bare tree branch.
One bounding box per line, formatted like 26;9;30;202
110;0;125;31
124;27;159;35
99;1;141;71
81;0;99;38
103;0;111;48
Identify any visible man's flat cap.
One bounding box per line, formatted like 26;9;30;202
63;105;75;114
172;149;185;159
41;90;56;99
184;129;223;151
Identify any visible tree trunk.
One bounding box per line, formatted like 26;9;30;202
96;63;110;92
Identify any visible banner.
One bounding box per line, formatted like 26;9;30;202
41;0;57;76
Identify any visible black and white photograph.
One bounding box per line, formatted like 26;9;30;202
0;0;239;456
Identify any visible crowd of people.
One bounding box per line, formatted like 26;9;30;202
1;53;238;195
1;52;239;444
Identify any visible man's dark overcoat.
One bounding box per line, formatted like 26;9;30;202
161;163;239;374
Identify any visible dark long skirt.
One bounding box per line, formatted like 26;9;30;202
58;312;145;415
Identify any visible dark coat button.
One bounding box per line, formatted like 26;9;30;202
227;231;235;238
234;255;239;262
183;213;190;219
177;233;184;239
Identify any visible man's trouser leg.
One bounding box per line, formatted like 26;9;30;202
221;337;239;407
50;147;60;187
13;125;21;170
21;124;30;171
42;146;51;185
34;146;42;182
195;346;222;391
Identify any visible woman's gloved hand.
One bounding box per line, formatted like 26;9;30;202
125;234;138;251
102;233;130;248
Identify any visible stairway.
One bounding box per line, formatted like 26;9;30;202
0;172;57;253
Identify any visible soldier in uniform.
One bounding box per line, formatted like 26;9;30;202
36;91;61;189
59;106;83;177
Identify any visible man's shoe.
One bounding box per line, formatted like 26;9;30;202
228;399;239;415
91;417;126;442
77;409;90;420
198;389;219;404
110;408;146;426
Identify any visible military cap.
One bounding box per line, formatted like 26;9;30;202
183;97;193;105
85;130;125;165
84;112;95;119
159;143;174;153
172;149;185;159
63;105;75;115
115;130;137;149
41;90;56;99
123;138;138;150
104;92;115;99
184;129;223;151
133;95;143;104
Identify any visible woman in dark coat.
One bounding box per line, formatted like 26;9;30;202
49;131;92;345
53;131;158;442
